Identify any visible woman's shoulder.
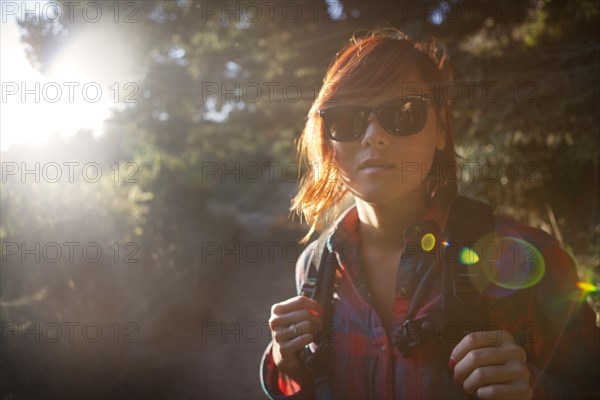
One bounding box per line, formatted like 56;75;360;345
493;213;559;251
492;213;581;303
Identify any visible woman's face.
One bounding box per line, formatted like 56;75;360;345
327;73;446;205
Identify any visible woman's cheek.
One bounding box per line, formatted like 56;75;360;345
332;151;356;183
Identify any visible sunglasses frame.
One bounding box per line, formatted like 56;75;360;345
318;95;436;142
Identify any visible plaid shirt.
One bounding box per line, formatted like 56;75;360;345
260;197;599;399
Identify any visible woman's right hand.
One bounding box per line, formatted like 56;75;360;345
268;295;325;384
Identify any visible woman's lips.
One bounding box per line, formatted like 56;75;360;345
359;158;395;174
359;165;395;174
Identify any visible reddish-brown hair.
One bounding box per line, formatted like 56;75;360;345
291;28;457;242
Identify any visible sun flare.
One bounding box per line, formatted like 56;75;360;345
1;17;134;152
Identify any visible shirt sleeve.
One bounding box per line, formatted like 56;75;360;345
259;341;314;399
258;243;319;399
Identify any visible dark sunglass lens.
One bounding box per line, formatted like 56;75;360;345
324;107;368;141
351;110;368;139
379;98;427;135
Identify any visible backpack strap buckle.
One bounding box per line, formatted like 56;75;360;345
396;319;421;357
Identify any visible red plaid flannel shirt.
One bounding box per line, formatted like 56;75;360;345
260;197;599;399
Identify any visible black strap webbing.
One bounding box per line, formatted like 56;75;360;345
297;196;495;392
397;196;495;357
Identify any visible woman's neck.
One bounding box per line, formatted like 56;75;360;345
355;188;428;252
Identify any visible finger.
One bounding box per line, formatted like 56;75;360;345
279;333;314;357
271;296;325;316
475;380;532;400
280;323;301;343
462;362;529;395
292;319;321;338
450;330;514;366
272;316;322;342
269;309;322;332
454;344;525;383
273;333;314;373
274;320;320;343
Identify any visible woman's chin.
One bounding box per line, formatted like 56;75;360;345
354;191;412;205
351;184;426;205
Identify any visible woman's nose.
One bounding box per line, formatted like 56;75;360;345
360;111;389;147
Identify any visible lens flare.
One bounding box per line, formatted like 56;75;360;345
459;247;479;265
421;233;436;252
577;281;599;293
481;237;545;290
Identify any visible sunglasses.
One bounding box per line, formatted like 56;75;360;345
318;95;436;142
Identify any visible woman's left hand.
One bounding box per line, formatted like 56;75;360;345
449;330;532;399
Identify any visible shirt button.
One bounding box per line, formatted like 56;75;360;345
398;286;408;298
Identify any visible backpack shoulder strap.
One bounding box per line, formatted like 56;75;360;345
398;195;496;357
298;227;337;309
296;228;337;398
443;195;495;308
446;195;494;242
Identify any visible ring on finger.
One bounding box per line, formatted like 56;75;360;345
288;323;300;341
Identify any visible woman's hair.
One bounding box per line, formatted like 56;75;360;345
291;28;457;241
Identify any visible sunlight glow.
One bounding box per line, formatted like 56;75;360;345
1;14;135;152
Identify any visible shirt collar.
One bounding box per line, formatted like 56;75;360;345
329;192;455;250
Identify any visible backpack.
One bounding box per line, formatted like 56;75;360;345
296;195;495;398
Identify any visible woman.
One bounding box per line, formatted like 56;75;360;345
260;29;598;399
